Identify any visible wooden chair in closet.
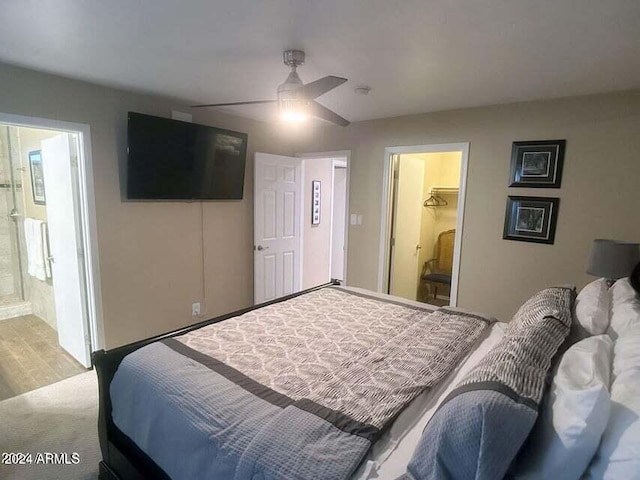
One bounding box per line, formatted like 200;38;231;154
421;229;455;300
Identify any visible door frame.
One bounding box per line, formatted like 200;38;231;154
329;158;348;281
0;111;104;351
377;143;469;306
297;150;351;285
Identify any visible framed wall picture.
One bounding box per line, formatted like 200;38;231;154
509;139;566;188
503;196;560;244
311;180;321;225
28;150;46;205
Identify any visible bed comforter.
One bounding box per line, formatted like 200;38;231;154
110;287;494;480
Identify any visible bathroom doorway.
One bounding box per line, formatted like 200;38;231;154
379;144;469;306
0;116;100;400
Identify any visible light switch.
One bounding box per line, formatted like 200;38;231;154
357;215;363;225
350;214;358;225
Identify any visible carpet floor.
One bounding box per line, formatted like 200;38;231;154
0;371;100;480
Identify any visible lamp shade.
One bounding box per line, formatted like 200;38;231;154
587;239;640;280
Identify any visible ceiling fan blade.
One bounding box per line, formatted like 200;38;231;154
192;100;276;108
298;76;348;100
308;100;350;127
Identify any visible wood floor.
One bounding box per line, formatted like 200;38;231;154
423;297;449;307
0;315;87;401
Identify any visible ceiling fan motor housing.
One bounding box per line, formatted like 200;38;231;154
283;49;305;67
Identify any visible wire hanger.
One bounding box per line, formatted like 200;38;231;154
423;193;448;208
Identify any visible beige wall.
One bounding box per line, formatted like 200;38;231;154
0;62;296;348
18;128;54;222
302;157;334;289
295;91;640;321
2;61;638;339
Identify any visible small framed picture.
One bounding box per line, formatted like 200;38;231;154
29;150;46;205
311;180;321;225
509;140;566;188
503;196;560;244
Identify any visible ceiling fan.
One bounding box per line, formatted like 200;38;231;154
192;50;350;127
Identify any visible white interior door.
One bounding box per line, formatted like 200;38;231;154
389;156;425;301
254;153;302;304
41;133;91;367
331;166;347;281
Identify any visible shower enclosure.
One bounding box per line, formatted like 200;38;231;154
0;126;31;319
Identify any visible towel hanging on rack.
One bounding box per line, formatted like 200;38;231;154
24;218;49;281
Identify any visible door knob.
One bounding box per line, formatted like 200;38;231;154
256;245;269;251
8;208;20;221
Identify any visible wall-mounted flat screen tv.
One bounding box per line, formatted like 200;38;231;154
127;112;248;200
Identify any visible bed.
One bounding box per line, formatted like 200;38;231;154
94;279;639;480
94;282;502;480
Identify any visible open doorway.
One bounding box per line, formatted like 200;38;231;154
379;144;468;307
0;116;100;400
253;151;349;304
301;155;348;288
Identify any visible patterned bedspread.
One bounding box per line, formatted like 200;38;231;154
110;287;493;480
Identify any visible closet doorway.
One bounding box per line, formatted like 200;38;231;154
379;144;469;306
0;114;101;400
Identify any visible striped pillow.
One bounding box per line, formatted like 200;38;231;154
402;286;575;480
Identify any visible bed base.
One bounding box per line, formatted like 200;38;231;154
93;282;339;480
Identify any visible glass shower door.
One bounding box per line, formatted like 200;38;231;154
0;126;27;314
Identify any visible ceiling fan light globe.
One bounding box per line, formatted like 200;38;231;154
280;110;308;123
278;71;308;123
278;71;303;106
278;69;303;92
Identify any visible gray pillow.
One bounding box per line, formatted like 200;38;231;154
401;286;575;480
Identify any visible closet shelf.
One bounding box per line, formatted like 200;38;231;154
429;186;459;195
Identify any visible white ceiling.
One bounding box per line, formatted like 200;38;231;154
1;0;639;124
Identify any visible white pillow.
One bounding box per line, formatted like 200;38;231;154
574;278;611;335
612;323;640;379
585;371;640;479
514;335;613;480
608;278;640;338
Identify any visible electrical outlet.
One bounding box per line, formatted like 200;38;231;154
192;302;201;317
